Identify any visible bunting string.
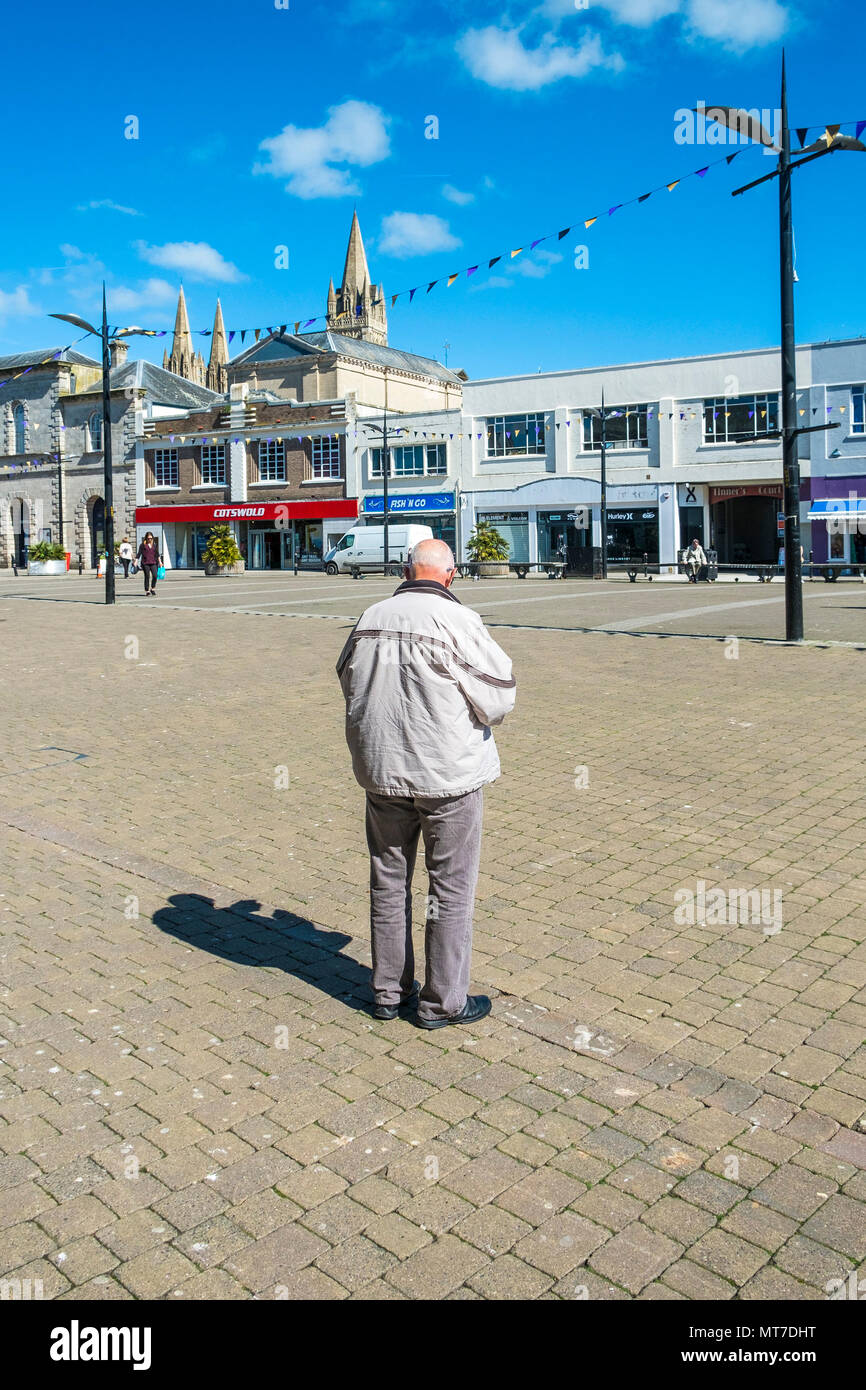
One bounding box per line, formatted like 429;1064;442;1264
105;116;866;343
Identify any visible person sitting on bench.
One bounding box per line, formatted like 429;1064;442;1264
683;537;707;583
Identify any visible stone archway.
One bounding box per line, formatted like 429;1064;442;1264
73;488;105;570
0;495;35;568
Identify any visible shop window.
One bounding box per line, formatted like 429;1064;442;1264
477;511;530;562
201;443;226;485
371;443;446;477
852;386;865;435
311;435;341;479
258;440;286;482
703;394;779;443
582;404;649;450
485;414;545;458
151;449;178;487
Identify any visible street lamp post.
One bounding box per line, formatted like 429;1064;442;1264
700;59;863;640
586;394;611;578
50;285;153;605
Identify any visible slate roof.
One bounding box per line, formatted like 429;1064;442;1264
0;347;100;371
77;359;221;408
230;330;463;385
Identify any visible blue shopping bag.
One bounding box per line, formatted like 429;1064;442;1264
157;565;166;581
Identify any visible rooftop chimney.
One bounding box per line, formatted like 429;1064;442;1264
109;339;129;368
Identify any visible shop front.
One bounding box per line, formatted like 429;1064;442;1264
135;499;358;571
605;505;659;563
362;490;456;554
807;485;866;566
709;484;782;564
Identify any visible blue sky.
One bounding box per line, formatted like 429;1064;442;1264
2;0;865;380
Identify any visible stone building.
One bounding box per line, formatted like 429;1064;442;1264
0;342;218;568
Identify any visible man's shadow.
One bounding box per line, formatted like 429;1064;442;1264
152;894;372;1011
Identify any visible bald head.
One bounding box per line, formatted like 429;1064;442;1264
406;538;456;585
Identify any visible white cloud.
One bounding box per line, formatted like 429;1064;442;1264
0;286;37;317
378;212;461;259
442;184;475;206
77;199;142;216
109;279;176;311
134;240;245;283
254;100;390;199
512;248;564;277
593;0;682;23
457;26;624;91
685;0;788;46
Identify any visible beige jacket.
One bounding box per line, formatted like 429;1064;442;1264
336;580;516;797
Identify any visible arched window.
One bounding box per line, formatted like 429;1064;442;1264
13;403;26;454
88;411;102;451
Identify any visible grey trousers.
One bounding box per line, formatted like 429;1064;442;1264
365;788;484;1022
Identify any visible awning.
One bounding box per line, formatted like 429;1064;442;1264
135;500;358;524
807;498;866;521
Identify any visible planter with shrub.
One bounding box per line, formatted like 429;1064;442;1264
202;524;245;576
465;519;511;577
27;541;68;576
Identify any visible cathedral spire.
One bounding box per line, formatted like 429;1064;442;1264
164;285;206;385
326;212;388;346
341;210;370;296
207;298;229;392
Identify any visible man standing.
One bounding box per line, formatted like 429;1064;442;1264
336;539;516;1029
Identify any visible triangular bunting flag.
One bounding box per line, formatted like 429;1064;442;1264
608;205;621;216
447;274;458;287
557;227;570;240
488;256;501;269
796;128;808;148
391;294;399;307
857;120;866;140
467;265;478;276
530;238;545;250
294;322;301;333
241;331;246;342
510;247;523;258
667;181;680;192
228;331;236;343
279;325;286;335
725;152;740;164
426;281;437;293
638;193;651;203
696;167;708;177
409;288;418;302
254;329;261;342
584;217;597;229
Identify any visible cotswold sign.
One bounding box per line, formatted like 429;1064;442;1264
135;500;358;524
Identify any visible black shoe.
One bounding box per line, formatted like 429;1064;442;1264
415;995;492;1030
372;984;419;1020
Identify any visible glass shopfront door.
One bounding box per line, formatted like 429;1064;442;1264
538;510;591;572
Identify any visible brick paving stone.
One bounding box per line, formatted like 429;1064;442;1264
467;1254;553;1300
441;1151;531;1206
571;1184;647;1232
751;1165;837;1222
49;1236;119;1286
275;1165;348;1210
299;1194;372;1244
641;1197;716;1245
223;1225;330;1292
363;1212;432;1258
396;1187;474;1235
720;1199;798;1253
227;1190;303;1238
737;1267;823;1300
513;1211;608;1277
452;1205;532;1257
496;1167;586;1223
686;1229;770;1286
384;1233;489;1299
799;1195;866;1259
772;1234;851;1288
173;1216;251;1269
589;1222;682;1295
661;1259;737;1300
115;1245;200;1299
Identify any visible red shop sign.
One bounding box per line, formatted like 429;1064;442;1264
135;499;358;524
709;484;783;502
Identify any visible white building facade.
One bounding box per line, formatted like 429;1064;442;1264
347;338;866;572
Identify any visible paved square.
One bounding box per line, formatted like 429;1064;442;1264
0;576;864;1300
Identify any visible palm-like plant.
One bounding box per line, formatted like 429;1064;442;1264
466;520;510;563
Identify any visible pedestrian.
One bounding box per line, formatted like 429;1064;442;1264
337;538;516;1029
136;531;162;596
118;537;133;579
683;537;707;582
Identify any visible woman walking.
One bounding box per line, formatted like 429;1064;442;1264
118;537;134;579
136;531;162;596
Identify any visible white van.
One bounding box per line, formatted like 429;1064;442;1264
323;524;434;575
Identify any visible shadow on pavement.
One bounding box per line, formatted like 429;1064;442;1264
152;892;374;1013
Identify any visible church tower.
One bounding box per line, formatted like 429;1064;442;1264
325;212;388;346
163;286;207;386
206;298;229;393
